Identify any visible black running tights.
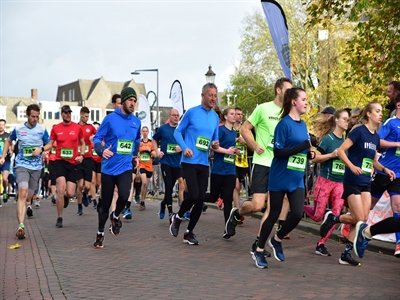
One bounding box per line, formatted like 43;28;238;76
258;189;305;249
161;164;181;214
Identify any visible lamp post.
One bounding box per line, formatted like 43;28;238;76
131;69;159;127
205;65;216;83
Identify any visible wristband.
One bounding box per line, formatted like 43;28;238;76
41;147;45;152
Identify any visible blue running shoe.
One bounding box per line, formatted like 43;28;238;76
252;250;268;269
268;236;285;261
159;201;165;219
121;207;127;215
123;208;132;220
183;211;191;220
353;221;371;258
77;207;83;215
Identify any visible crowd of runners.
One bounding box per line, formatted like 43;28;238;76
1;79;399;269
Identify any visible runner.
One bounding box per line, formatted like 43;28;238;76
152;109;182;220
0;119;13;203
304;109;349;256
0;104;51;239
90;121;102;210
320;102;395;266
137;126;156;211
48;105;85;228
370;94;400;257
93;87;141;248
76;107;97;215
169;83;220;245
252;88;314;268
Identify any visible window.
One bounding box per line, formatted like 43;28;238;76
72;113;79;122
62;91;66;101
55;112;60;120
17;106;26;120
0;106;6;120
105;109;113;116
69;89;75;101
43;111;47;119
90;108;101;122
48;112;53;119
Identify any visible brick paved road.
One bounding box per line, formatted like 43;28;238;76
1;197;399;299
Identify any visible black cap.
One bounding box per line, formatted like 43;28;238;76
61;105;72;113
321;106;335;115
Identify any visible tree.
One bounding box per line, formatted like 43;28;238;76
305;0;400;103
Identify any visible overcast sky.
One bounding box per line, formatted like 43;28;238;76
1;0;262;110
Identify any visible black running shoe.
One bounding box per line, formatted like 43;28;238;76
225;208;239;237
202;204;208;212
315;243;332;256
26;206;33;217
183;232;199;245
63;196;70;208
82;192;89;207
320;211;337;238
169;213;181;237
250;240;271;257
55;217;63;228
339;252;361;266
109;212;121;236
223;231;230;239
93;233;105;248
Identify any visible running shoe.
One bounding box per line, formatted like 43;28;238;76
123;208;132;220
268;237;285;262
223;231;230;239
183;211;191;220
51;196;56;204
77;207;83;215
26;206;33;217
339;252;361;266
315;243;331;256
252;250;268;269
283;233;290;239
139;202;146;211
121;207;127;215
55;217;63;228
88;195;92;204
63;195;69;208
82;192;89;207
169;213;181;237
3;193;8;203
217;198;224;210
134;196;140;204
109;212;121;236
16;224;25;239
93;233;105;249
183;232;199;245
0;199;2;207
159;201;165;219
202;204;208;212
238;215;245;225
320;211;337;238
353;221;371;258
93;200;97;210
34;199;40;208
250;241;271;257
225;208;239;237
394;243;400;258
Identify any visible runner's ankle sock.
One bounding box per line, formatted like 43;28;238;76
344;241;353;253
97;231;104;236
126;201;131;209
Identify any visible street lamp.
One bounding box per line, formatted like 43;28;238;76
131;69;159;127
205;65;216;83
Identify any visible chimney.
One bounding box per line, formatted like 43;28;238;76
31;89;38;101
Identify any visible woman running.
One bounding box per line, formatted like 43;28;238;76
304;109;349;256
320;102;395;266
209;107;239;238
252;88;315;268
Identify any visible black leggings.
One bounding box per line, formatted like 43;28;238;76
161;164;182;214
258;188;305;249
207;173;236;223
178;163;209;232
370;217;400;236
97;170;132;232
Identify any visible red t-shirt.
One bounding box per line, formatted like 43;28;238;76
79;123;97;158
50;122;83;165
91;141;102;163
49;141;57;161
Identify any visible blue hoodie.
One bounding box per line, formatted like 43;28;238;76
94;108;141;176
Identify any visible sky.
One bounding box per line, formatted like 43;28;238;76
1;0;262;110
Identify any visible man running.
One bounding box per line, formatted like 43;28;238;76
0;104;51;239
0;119;13;203
93;87;141;248
48;105;85;228
169;83;220;245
